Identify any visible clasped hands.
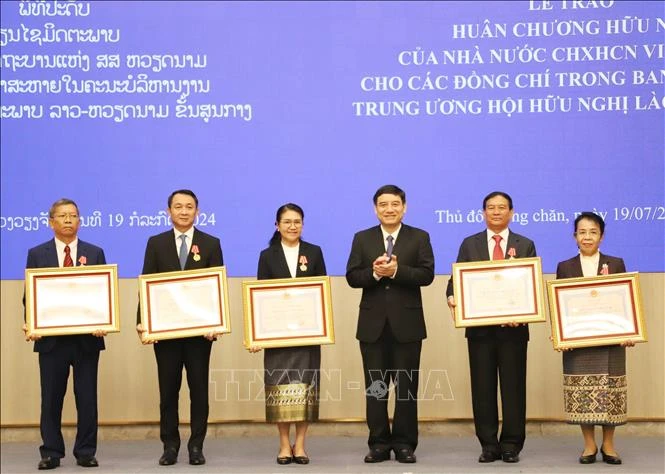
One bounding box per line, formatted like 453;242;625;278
373;253;397;279
135;324;222;344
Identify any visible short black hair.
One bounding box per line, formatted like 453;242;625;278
373;184;406;205
168;189;199;208
483;191;513;210
574;212;605;236
49;198;79;218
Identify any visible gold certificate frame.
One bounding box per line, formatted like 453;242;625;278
242;276;335;349
25;264;120;337
138;266;231;341
547;272;647;350
452;257;546;328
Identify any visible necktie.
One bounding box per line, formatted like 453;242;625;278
178;234;188;270
492;235;504;260
64;245;74;267
386;235;394;259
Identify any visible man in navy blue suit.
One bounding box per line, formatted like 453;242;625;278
23;198;107;470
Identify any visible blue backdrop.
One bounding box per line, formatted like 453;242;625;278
1;1;663;278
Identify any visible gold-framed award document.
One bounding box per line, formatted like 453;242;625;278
25;264;120;337
242;276;335;349
452;257;546;328
138;266;231;342
547;272;647;350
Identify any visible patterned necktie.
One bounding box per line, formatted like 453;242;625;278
178;234;188;270
386;235;394;259
492;235;504;260
64;245;74;267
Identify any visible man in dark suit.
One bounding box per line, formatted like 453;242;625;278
346;184;435;464
136;189;223;467
446;191;536;464
24;198;106;470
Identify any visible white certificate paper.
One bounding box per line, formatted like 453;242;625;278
25;265;120;337
253;287;325;339
452;257;546;328
139;266;231;341
242;276;335;349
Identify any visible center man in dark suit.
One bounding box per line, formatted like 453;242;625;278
137;189;223;467
446;191;536;464
346;184;435;464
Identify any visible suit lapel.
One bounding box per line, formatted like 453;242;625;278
374;226;387;258
184;229;198;270
474;232;490;260
392;225;407;255
44;240;59;267
596;252;610;275
76;241;87;266
506;232;520;259
569;255;584;278
275;244;293;278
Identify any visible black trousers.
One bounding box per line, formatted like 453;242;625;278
39;340;100;460
359;323;422;451
154;337;212;452
467;338;527;453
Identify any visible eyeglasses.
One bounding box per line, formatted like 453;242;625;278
279;220;302;227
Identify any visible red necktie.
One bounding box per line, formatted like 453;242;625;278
492;235;504;260
64;245;74;267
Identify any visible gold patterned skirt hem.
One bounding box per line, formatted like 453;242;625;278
563;374;627;426
265;382;319;423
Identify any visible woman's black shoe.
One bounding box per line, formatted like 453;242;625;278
578;448;597;464
276;448;293;465
292;445;309;464
601;448;622;465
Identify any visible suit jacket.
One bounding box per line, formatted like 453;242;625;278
346;224;435;343
137;227;223;324
446;230;536;341
25;239;106;353
257;240;326;280
556;253;626;279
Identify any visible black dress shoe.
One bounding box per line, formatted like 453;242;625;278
601;448;622;465
291;445;309;465
276;448;293;465
502;451;520;463
76;456;99;467
158;447;178;466
579;448;598;464
478;450;501;463
188;447;206;466
395;447;416;464
37;457;60;470
363;447;390;463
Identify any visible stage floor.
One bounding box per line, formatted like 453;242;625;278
2;433;664;474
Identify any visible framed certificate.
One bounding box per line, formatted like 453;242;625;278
25;264;120;337
547;272;647;350
138;266;231;341
242;276;335;349
452;257;546;328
